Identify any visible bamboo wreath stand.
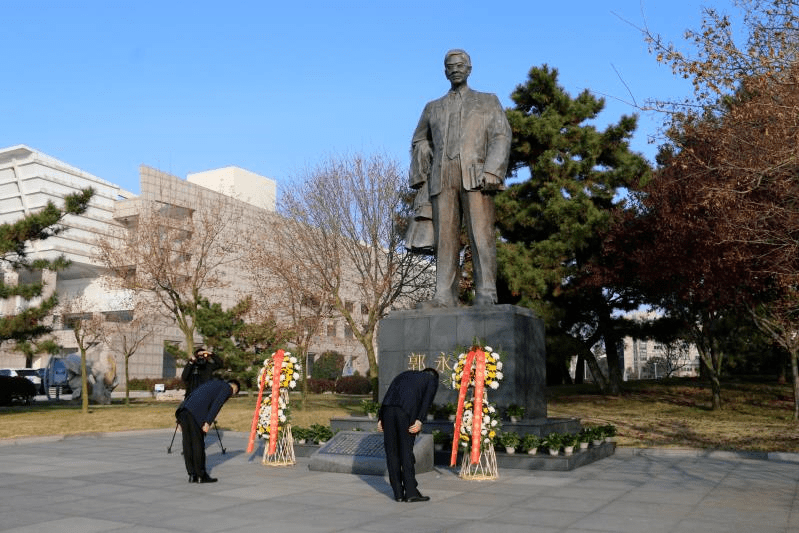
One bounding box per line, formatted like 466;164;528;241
459;441;498;480
457;390;498;480
261;390;296;467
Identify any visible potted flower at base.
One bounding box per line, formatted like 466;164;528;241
562;433;579;456
577;428;591;450
602;424;617;443
310;423;333;445
498;431;521;454
542;433;563;456
443;402;457;421
505;404;526;423
427;404;437;421
432;430;450;451
521;433;541;455
360;399;379;419
588;427;604;447
293;426;309;445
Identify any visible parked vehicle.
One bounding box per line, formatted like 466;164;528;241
0;375;36;405
15;368;45;395
0;368;18;377
44;357;72;398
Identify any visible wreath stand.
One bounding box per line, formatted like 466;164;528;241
261;390;296;467
262;424;296;466
458;442;498;480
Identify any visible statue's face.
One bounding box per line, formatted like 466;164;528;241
445;55;471;85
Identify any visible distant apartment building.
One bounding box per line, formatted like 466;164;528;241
621;310;701;380
0;145;369;383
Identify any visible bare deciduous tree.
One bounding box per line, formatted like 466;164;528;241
60;295;105;413
96;169;245;361
97;296;156;406
244;216;335;408
274;153;434;392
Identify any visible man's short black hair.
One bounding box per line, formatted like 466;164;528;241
194;347;207;357
422;368;439;381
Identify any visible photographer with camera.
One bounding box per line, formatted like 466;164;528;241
181;347;223;398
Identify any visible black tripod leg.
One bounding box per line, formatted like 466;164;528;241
213;421;226;454
167;422;179;454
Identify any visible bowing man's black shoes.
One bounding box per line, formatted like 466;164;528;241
198;473;218;483
188;474;198;483
406;494;430;502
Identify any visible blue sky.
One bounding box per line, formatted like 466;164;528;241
2;1;733;194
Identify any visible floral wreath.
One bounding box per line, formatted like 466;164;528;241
451;345;504;390
262;352;301;390
256;394;289;440
458;397;500;449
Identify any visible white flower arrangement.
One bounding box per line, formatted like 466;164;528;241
451;345;504;390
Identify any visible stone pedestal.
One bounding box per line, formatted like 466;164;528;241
378;304;546;418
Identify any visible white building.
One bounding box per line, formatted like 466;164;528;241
0;145;369;382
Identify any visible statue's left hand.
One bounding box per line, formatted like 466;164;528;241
482;172;502;191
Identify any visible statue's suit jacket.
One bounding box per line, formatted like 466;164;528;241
411;87;511;196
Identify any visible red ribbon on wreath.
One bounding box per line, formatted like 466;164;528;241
267;349;285;455
246;367;268;454
449;346;487;466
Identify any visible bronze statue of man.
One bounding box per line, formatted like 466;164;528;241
409;49;511;307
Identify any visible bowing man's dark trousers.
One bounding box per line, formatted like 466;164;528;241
382;405;420;500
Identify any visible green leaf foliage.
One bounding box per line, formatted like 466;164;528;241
496;65;650;392
0;188;93;345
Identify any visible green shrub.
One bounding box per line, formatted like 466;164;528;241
127;377;183;391
312;351;345;380
307;378;335;394
335;375;372;395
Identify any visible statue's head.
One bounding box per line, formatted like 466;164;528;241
444;49;471;87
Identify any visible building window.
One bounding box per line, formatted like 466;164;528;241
344;325;353;339
327;323;336;337
102;310;133;322
345;301;354;313
361;303;368;315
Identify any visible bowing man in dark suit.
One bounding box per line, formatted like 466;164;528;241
378;368;439;502
176;378;239;483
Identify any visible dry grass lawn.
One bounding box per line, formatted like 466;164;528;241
2;379;797;452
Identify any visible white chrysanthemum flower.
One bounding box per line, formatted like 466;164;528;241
289;380;297;388
489;381;499;389
491;419;498;427
496;361;503;370
289;356;297;364
484;346;493;352
481;428;488;435
496;371;504;380
488;405;496;413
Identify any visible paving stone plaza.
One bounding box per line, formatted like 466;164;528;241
2;429;799;532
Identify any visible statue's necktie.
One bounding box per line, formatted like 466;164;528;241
446;91;462;158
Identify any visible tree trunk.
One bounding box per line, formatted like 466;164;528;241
574;353;585;385
581;347;609;394
125;353;130;406
80;348;89;414
698;348;722;410
791;350;799;421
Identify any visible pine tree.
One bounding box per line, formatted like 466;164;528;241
496;65;650;394
0;189;93;346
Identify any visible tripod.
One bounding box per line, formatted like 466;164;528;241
167;420;226;454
